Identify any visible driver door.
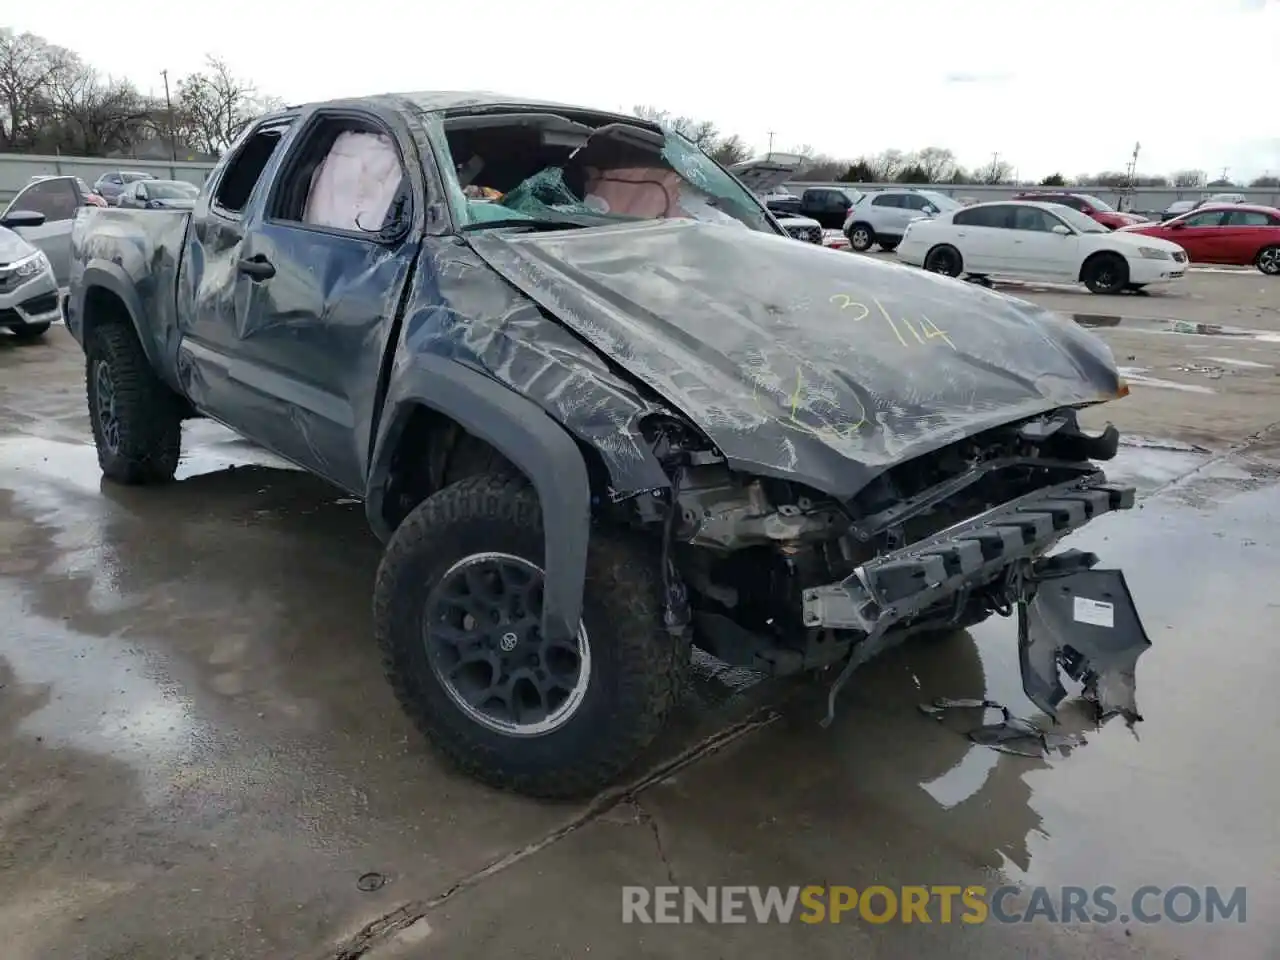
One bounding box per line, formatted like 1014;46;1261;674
3;178;79;287
1011;206;1077;279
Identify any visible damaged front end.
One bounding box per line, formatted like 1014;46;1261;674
642;408;1151;730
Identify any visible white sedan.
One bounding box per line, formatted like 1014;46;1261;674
896;200;1189;294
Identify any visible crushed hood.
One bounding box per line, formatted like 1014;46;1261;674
467;220;1124;499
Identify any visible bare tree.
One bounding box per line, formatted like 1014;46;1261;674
870;148;908;182
0;29;74;151
978;157;1014;184
178;56;270;154
913;146;957;182
708;134;751;167
1171;169;1205;188
631;104;755;168
1250;175;1280;188
48;59;153;155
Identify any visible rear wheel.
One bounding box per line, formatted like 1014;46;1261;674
375;473;679;798
924;244;963;277
1257;246;1280;276
847;222;876;252
86;323;182;484
1082;253;1129;294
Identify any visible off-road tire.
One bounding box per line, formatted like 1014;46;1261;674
86;322;182;484
924;244;963;277
374;473;679;798
847;222;876;252
11;322;51;341
1082;253;1129;294
1256;245;1280;276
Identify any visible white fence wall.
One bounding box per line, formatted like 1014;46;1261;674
3;152;1277;214
0;153;217;204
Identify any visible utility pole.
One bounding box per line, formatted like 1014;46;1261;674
1220;166;1230;183
1123;141;1140;211
161;69;177;162
766;130;776;160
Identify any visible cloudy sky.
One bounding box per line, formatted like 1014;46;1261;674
10;0;1280;181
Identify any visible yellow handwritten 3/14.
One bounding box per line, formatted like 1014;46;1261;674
829;294;956;351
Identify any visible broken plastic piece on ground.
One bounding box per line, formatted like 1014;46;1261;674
918;697;999;717
1018;566;1151;723
919;696;1089;759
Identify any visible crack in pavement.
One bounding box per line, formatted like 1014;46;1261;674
1141;420;1280;500
635;800;678;886
324;707;780;959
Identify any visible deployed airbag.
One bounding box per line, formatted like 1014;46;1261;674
303;131;403;232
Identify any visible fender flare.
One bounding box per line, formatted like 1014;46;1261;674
72;261;162;370
366;358;591;644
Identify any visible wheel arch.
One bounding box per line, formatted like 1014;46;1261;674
1254;243;1280;273
1078;248;1127;283
367;357;592;645
72;263;164;372
925;242;963;275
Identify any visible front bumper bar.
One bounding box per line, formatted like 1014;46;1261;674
802;475;1134;634
804;475;1151;724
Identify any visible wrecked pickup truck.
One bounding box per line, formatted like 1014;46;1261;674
67;92;1151;798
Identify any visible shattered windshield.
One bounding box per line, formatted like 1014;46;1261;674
436;115;774;234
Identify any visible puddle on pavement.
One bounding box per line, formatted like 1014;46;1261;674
0;579;203;800
1071;313;1280;342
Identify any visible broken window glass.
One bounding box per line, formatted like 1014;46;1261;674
432;112;774;234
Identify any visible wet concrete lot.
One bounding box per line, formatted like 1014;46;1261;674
2;269;1279;959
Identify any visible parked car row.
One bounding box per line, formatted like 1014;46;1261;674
770;178;1280;284
895;200;1189;293
889;197;1280;293
0;173;200;293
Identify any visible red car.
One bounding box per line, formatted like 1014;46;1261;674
1013;192;1146;230
1120;204;1280;275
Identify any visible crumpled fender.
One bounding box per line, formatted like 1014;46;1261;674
365;356;590;644
71;261;153;358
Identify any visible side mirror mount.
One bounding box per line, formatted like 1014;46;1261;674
1;209;46;229
1169;220;1185;230
1051;224;1071;236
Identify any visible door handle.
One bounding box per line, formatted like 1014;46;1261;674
237;255;275;280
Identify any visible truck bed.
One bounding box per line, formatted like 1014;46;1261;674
66;207;192;368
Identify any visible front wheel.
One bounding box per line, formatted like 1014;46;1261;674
1257;246;1280;276
86;323;182;484
1082;253;1129;294
374;473;679;798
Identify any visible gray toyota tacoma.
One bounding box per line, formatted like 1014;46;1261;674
67;92;1151;798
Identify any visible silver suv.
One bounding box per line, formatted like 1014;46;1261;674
842;188;962;252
